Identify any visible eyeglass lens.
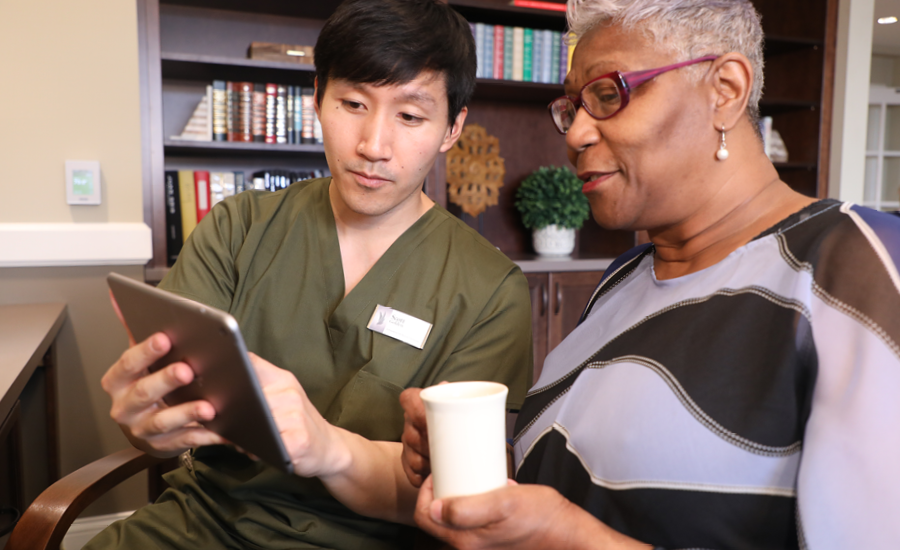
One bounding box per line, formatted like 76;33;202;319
551;77;623;133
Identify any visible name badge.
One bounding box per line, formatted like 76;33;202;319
367;304;433;349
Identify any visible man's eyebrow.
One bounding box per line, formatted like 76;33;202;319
397;90;437;106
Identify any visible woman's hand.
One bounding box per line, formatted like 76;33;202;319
414;476;651;550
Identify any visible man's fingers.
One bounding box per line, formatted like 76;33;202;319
400;388;427;428
438;488;510;529
145;426;227;453
121;361;195;412
129;399;216;439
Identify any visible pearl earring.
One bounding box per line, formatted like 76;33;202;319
716;125;729;161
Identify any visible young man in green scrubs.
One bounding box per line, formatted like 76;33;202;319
88;0;531;548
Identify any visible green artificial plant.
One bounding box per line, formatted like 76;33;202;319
514;166;591;230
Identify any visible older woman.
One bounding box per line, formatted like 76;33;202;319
402;0;900;548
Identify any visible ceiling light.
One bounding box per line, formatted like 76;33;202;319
878;16;898;24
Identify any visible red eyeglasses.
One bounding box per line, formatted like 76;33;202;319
548;55;718;134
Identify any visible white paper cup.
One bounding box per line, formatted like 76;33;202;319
420;381;509;499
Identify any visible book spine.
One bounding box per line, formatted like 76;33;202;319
194;170;211;221
234;171;245;193
493;26;503;80
177;170;197;240
531;29;542;83
512;27;524;81
275;85;287;144
265;83;277;144
252;83;266;142
286;85;295;144
301;87;315;144
559;32;567;83
239;82;253;142
209;172;225;207
212;80;227;141
475;23;485;78
226;81;236;141
542;30;553;83
503;26;514;80
205;85;213;141
164;171;183;266
523;28;533;82
294;91;302;144
483;24;493;79
567;32;577;73
222;172;235;199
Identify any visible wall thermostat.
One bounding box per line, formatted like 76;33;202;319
66;160;102;205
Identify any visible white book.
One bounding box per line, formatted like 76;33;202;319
512;27;524;81
483;24;494;79
542;30;554;83
475;23;485;78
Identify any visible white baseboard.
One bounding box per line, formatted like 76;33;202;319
0;223;152;267
61;511;134;550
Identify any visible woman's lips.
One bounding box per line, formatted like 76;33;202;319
579;171;617;194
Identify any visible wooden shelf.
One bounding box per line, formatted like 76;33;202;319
160;0;342;19
164;140;325;157
764;36;825;56
759;99;819;114
161;52;315;84
474;78;562;103
449;0;566;29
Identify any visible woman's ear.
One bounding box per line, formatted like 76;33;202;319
709;53;753;131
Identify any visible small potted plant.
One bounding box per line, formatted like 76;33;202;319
515;166;591;256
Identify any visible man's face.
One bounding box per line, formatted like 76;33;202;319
316;72;466;222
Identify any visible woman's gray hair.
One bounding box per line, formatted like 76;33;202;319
567;0;764;124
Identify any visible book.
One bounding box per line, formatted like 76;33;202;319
483;24;494;79
559;32;568;83
542;30;553;83
212;80;227;141
293;89;302;144
493;26;504;79
301;87;315;144
512;27;524;81
222;172;236;199
523;28;533;82
252;83;266;142
549;31;560;83
238;82;253;142
265;83;277;143
226;81;237;141
503;26;514;80
286;85;295;144
247;42;314;64
194;170;211;221
510;0;567;11
210;172;225;207
164;171;183;265
531;29;542;83
234;171;245;193
177;170;197;239
475;23;485;78
275;85;288;144
567;32;577;73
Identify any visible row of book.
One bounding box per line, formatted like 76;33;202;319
471;23;573;84
165;169;326;264
171;83;323;145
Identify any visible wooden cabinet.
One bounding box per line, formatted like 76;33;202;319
526;270;603;381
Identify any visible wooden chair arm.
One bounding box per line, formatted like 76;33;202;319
6;447;164;550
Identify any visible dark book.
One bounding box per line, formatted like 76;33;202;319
265;83;277;144
275;85;288;144
226;81;236;141
252;83;266;142
164;171;183;266
286;85;295;144
293;91;302;145
301;87;315;144
212;80;227;141
238;82;253;142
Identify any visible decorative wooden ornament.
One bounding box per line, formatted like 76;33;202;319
446;123;505;217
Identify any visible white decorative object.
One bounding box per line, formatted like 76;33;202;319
533;224;576;256
716;125;729;161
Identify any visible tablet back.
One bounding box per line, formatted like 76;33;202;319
107;272;293;474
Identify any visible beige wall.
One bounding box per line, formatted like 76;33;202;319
0;0;143;224
0;0;148;516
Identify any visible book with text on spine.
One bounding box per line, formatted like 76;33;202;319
177;170;197;240
194;170;211;222
493;26;504;79
523;28;533;82
212;80;227;141
265;83;277;144
512;27;524;81
252;83;266;142
164;171;183;265
503;26;514;80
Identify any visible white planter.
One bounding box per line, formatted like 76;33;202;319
532;225;575;256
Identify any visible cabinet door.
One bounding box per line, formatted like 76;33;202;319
548;271;604;353
525;273;549;381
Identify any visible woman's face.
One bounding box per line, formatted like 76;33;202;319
565;24;717;231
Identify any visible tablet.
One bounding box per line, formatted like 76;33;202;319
107;272;293;474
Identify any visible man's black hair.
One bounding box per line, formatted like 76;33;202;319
314;0;476;126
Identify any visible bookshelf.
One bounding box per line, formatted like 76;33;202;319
137;0;837;283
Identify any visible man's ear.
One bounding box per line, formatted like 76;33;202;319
709;53;753;131
313;76;321;118
439;106;468;153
